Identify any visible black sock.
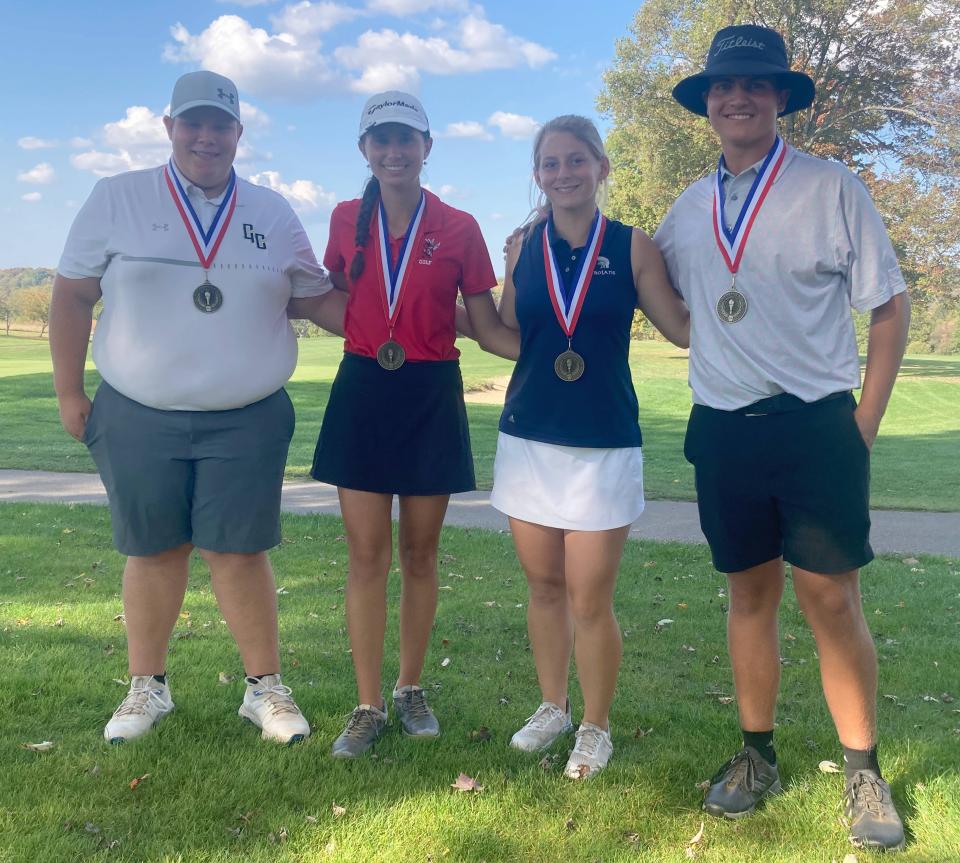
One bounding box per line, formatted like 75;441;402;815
152;674;166;684
246;673;278;682
843;745;881;778
742;729;776;765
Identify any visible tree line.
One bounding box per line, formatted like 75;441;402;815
600;0;960;354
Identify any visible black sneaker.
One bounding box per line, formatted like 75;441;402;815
845;770;906;851
331;704;387;758
703;746;782;819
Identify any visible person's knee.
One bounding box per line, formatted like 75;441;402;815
800;578;862;621
525;570;566;606
566;587;613;625
127;542;193;569
728;581;781;617
197;548;267;569
397;540;437;578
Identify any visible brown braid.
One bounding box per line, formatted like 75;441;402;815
349;177;381;281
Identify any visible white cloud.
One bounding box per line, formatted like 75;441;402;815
164;15;338;99
70;137;94;148
488;110;540;140
351;62;421;93
335;12;556;86
438;183;459;196
17;163;55;184
247;170;336;212
17;136;57;150
21;192;42;203
366;0;468;14
271;1;361;38
439;120;493;140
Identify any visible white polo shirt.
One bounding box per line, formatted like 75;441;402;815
58;162;331;411
655;147;906;411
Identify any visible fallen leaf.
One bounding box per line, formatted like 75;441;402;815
451;772;483;792
112;677;129;686
129;773;150;790
717;696;735;705
276;586;289;595
332;803;346;818
21;741;55;752
113;613;125;622
218;672;235;685
325;839;337;854
634;727;654;738
304;815;318;824
677;602;688;609
923;695;940;703
469;726;491;742
819;760;842;773
942;693;956;703
655;618;674;632
575;763;590;779
687;821;705;847
565;817;576;831
53;618;64;627
843;854;858;863
440;657;451;668
696;779;711;792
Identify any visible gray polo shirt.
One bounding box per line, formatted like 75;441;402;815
655;146;906;411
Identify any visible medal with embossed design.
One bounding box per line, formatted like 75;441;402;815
712;136;785;323
165;159;237;313
375;191;425;370
542;209;605;382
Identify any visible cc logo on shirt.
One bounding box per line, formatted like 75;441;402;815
243;223;267;250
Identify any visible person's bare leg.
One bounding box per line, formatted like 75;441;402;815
510;517;570;708
123;543;193;675
726;558;785;731
792;567;877;749
339;489;394;706
563;526;630;728
202;550;281;676
395;494;449;688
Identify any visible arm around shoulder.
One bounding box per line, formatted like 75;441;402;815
631;228;690;348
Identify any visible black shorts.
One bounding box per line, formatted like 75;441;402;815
311;352;475;496
85;382;295;556
683;392;873;574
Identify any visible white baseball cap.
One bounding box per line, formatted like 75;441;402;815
169;71;241;123
358;91;429;138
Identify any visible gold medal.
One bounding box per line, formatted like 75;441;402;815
554;349;585;382
376;340;405;370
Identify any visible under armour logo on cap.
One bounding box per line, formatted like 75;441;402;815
169;70;241;122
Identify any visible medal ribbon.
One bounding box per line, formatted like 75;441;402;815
712;137;785;274
164;160;238;270
376;191;426;328
542;209;606;337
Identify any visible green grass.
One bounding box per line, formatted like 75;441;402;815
1;334;959;509
2;503;959;862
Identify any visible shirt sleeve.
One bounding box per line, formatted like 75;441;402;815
458;214;497;296
323;204;348;274
286;207;331;298
836;170;907;313
57;178;114;279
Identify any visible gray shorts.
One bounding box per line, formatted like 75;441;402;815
84;382;295;556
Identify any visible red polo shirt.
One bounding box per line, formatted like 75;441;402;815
324;189;496;361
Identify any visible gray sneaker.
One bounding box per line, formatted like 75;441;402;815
703;747;782;818
509;700;573;752
845;770;906;851
331;703;387;759
393;685;440;737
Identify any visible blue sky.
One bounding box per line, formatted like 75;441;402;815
2;0;643;274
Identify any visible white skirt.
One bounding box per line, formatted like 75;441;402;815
490;432;645;531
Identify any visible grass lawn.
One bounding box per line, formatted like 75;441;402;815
1;334;959;510
2;503;959;862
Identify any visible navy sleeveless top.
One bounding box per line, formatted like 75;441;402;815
499;217;642;448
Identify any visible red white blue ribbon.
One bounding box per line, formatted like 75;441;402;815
164;160;238;269
712;137;785;273
542;209;606;337
376;191;425;326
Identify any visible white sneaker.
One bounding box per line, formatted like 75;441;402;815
103;675;174;743
564;722;613;779
509;700;573;752
238;674;310;744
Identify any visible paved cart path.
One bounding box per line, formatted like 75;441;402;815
2;469;957;557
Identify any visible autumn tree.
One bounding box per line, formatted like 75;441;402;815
14;284;54;338
599;0;960;351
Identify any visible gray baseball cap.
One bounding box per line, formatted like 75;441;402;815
169;71;241;122
358;91;429;138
